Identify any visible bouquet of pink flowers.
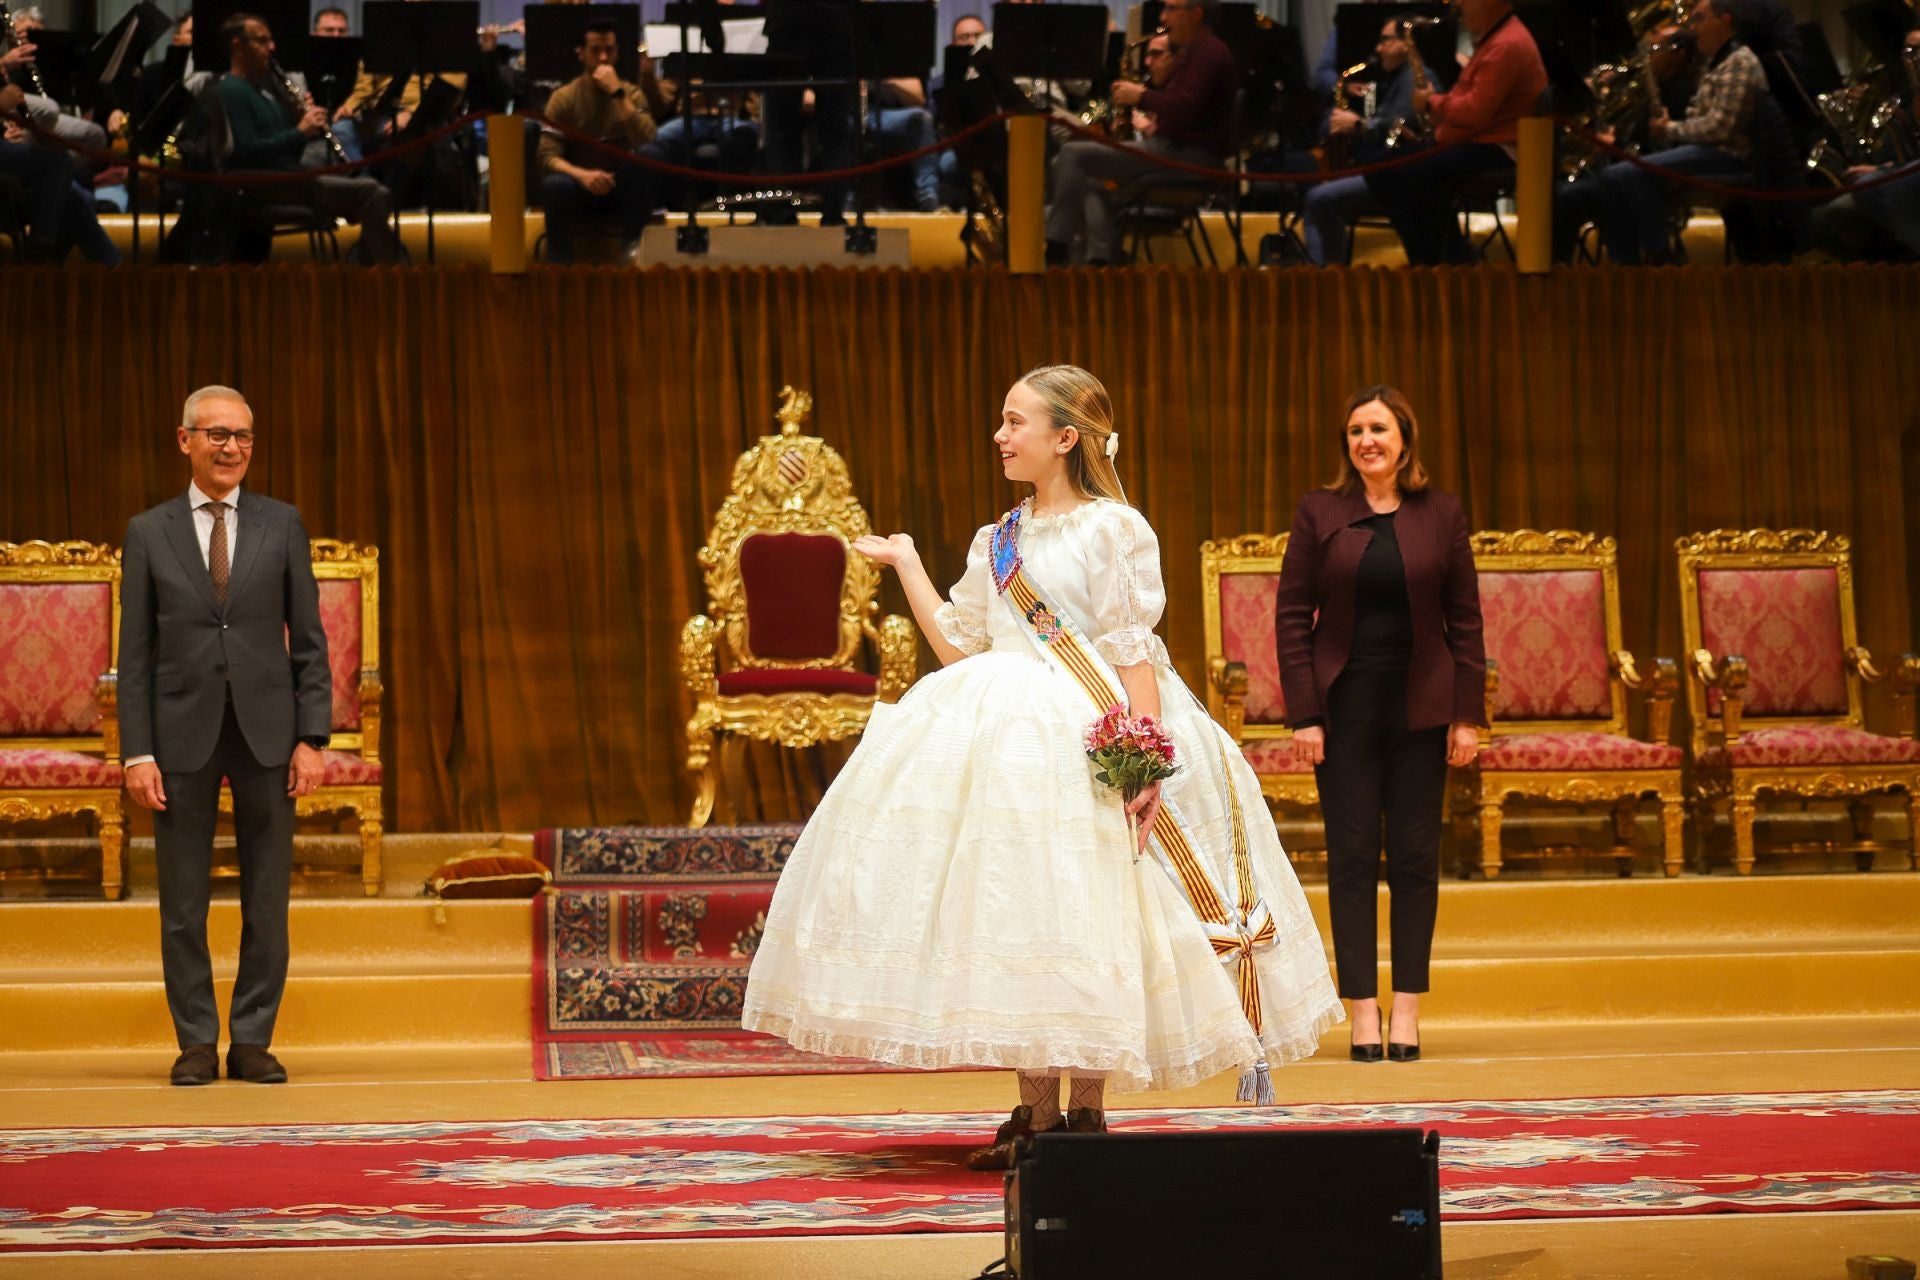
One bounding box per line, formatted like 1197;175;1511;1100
1085;704;1177;852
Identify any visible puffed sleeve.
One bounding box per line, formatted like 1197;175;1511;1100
1089;505;1171;667
933;524;995;657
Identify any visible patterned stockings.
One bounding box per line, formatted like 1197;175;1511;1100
1017;1071;1062;1129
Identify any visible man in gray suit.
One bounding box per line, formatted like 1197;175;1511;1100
120;386;332;1086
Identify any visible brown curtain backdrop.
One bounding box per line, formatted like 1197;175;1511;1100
4;264;1917;832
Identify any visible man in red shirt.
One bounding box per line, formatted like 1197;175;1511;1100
1364;0;1547;264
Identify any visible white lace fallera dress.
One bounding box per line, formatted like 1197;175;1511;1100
741;499;1342;1092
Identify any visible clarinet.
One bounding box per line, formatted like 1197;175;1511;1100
269;58;351;166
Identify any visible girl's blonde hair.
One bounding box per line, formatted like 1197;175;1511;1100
1017;364;1129;504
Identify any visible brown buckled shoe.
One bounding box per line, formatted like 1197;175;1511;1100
169;1043;219;1086
964;1105;1064;1172
226;1043;288;1084
1064;1107;1107;1134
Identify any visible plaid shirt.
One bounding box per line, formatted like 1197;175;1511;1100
1666;43;1764;158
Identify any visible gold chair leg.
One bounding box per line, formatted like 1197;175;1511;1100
1611;799;1638;878
1660;797;1686;878
359;810;383;897
98;805;126;901
1479;800;1504;880
1731;792;1758;875
686;717;718;829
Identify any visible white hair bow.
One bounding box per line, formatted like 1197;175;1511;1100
1104;432;1120;460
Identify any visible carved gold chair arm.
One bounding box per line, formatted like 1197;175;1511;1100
680;615;720;700
875;614;918;703
1848;646;1920;739
1612;650;1679;745
1209;658;1249;743
1691;648;1749;744
1480;659;1500;747
96;670;120;764
358;668;384;763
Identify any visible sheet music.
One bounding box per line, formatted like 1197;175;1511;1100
644;18;767;56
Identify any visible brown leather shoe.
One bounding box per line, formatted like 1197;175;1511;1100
1064;1107;1107;1134
170;1044;218;1086
226;1043;288;1084
964;1105;1063;1172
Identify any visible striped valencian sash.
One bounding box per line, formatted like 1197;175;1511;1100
990;505;1280;1066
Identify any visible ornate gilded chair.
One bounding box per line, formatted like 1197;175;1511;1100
1677;529;1920;874
222;539;384;894
0;541;125;898
680;387;917;827
1465;531;1684;879
1198;533;1321;855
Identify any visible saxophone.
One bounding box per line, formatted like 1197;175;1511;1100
1315;60;1373;169
1383;18;1438;150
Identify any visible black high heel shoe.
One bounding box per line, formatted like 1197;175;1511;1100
1386;1041;1420;1063
1350;1039;1385;1062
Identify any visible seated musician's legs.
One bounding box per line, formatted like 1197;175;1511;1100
330;118;366;164
1852;160;1920;258
1303;174;1375;266
539;172;587;263
1551;172;1613;263
1366;143;1510;265
313;174;401;264
870;106;939;211
0;138;80;254
612;160;654;241
1045;139;1161;264
55;181;120;265
1597;145;1745;264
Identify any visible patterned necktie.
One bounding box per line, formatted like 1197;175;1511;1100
208;502;230;606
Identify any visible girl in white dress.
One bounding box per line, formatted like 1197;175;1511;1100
741;365;1341;1169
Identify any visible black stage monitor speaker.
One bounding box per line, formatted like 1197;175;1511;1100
1006;1127;1442;1279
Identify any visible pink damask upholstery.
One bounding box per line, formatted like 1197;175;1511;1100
1239;739;1316;775
1479;570;1611;720
1481;732;1683;773
1698;568;1848;716
319;750;383;786
317;579;363;732
0;748;123;788
1700;725;1920;770
0;582;111;736
1218;574;1288;724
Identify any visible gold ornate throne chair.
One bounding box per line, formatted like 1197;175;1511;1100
221;539;384;895
680;387;917;828
1678;529;1920;874
1464;531;1684;879
1198;533;1322;859
0;541;125;898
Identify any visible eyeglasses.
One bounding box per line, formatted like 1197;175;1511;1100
188;428;256;448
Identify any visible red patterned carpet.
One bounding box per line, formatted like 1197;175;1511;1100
2;1091;1915;1252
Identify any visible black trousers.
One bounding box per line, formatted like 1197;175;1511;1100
153;698;295;1049
1313;668;1448;999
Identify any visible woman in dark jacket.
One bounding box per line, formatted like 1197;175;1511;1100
1274;386;1485;1062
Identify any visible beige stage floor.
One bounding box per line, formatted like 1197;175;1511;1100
3;1017;1917;1279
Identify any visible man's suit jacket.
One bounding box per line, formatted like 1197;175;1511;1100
1274;486;1486;734
119;490;332;775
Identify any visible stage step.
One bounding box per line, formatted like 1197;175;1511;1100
0;873;1913;1053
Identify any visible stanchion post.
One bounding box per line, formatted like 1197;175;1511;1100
1006;114;1045;274
488;113;528;274
1515;116;1552;274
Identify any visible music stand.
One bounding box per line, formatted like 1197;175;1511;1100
1841;0;1916;66
89;1;171;111
361;1;480;76
990;1;1108;85
845;1;935;238
192;0;309;69
306;34;363;113
17;30;90;108
524;3;641;86
1512;0;1600;113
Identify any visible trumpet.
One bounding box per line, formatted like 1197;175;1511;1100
269;58;351;167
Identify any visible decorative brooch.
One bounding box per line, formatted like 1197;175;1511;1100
1023;599;1063;644
990;504;1023;595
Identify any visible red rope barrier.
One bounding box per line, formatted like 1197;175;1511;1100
1053;115;1484;183
522;108;1017;186
13;109;488;187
